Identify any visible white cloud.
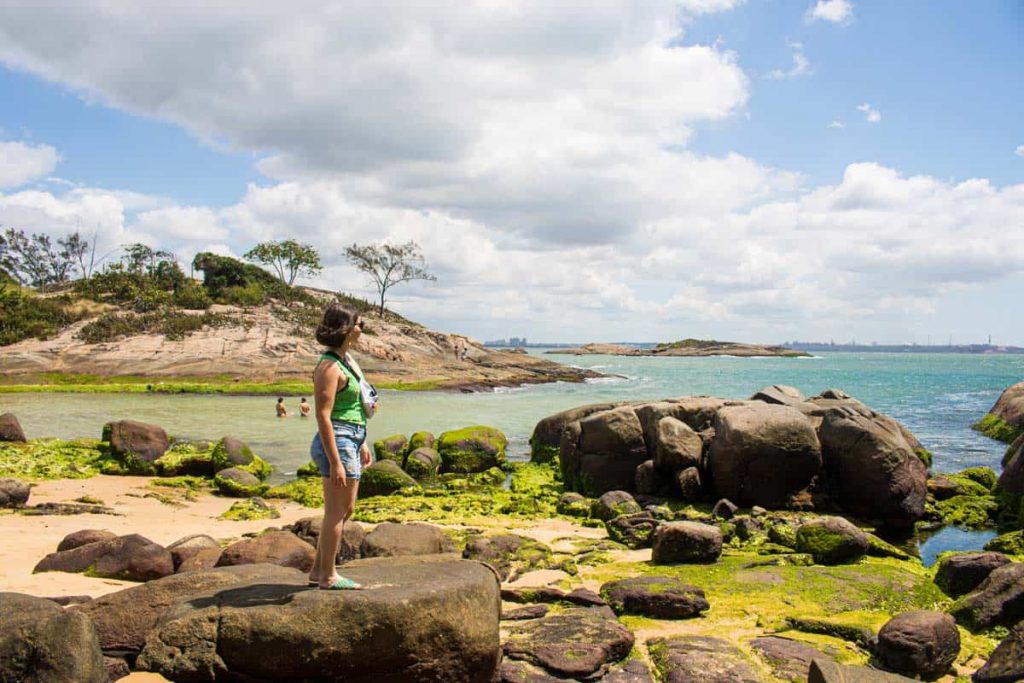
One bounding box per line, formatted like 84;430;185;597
807;0;854;24
765;40;812;80
827;121;845;129
0;141;60;189
857;103;881;123
1016;144;1024;157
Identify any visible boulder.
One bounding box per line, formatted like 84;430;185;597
996;443;1023;498
56;528;117;552
647;635;762;683
979;381;1024;441
154;442;216;477
818;407;927;530
463;534;554;582
210;436;255;469
750;636;834;682
972;621;1023;683
985;531;1024;555
0;412;26;442
601;576;709;619
635;398;728;450
215;530;315;571
875;610;960;680
808;659;917;682
635;459;663;495
166;534;221;570
795;517;869;565
0;477;30;507
500;586;607;608
408;430;436;452
933;552;1012;597
177;547;223;572
949;562;1024;630
34;533;174;581
101;419;170;473
360;459;420;496
71;563;307;654
927;475;963;500
361;521;454;557
652;521;723;564
592;490;642;521
405;446;442;478
677;466;703;501
653;416;703;473
531;401;629;463
750;384;805;406
503;607;633;679
137;556;500;682
606;512;659;549
284;516;364;563
708;403;822;508
1004;433;1024;468
373;433;408;463
438;425;508;473
0;592;106;683
104;655;130;681
214;466;265;497
563;406;647;496
712;498;738;519
556;492;591;517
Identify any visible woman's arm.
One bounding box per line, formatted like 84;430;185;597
314;360;349;486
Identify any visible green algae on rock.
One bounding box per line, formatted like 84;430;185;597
984;530;1024;557
360;460;420;497
437;425;507;473
0;438;113;479
373;434;408;463
219;497;280;521
973;414;1023;444
931;494;998;529
214;467;268;497
154;442;215;477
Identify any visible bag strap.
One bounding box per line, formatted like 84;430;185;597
324;350;364;384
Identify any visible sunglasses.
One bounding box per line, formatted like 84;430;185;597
355;320;366;330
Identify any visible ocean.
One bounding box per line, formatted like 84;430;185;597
3;351;1021;481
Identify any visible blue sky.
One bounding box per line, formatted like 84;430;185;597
1;1;1022;345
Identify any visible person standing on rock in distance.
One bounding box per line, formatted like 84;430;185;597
308;303;372;590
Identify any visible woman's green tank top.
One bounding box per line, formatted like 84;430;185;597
319;352;366;425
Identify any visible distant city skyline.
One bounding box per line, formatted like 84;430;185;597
1;1;1022;345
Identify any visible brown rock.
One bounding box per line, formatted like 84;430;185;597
647;635;762;683
653;416;704;473
504;607;633;679
0;477;30;508
360;521;453;558
750;636;834;682
972;621;1024;683
102;419;169;467
216;530;315;571
0;592;106;683
56;529;117;552
950;562;1024;630
34;533;174;582
933;552;1012;597
601;576;709;619
166;533;221;569
0;413;26;442
652;521;723;564
176;547;223;572
284;515;364;563
876;610;960;680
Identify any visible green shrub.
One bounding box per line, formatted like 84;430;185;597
77;310;241;344
0;286;83;345
172;280;211;310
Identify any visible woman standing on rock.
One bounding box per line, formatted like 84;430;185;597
308;302;372;590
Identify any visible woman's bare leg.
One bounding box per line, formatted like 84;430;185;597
314;478;359;587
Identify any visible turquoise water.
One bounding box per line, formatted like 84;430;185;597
2;352;1020;482
917;527;999;567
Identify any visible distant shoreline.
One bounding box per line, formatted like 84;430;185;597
489;342;1024;355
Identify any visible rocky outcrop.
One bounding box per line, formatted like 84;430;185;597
72;563;307;655
0;592;106;683
34;533;174;581
651;521;723;564
750;384;805;406
808;659;916;682
503;607;633;679
0;476;30;507
438;425;508;473
560;406;647;496
749;636;833;682
975;381;1024;442
137;556;500;682
215;530;315;571
648;635;763;683
933;552;1012;597
463;534;556;582
360;459;420;496
601;576;709;619
950;562;1024;630
102;419;170;473
875;610;960;680
360;521;454;557
973;621;1024;683
56;528;117;552
284;516;364;563
530;402;632;463
0;412;26;442
708;403;822;508
795;517;869;565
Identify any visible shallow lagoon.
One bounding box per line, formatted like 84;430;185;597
3;351;1020;481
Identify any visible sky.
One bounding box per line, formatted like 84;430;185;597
0;0;1022;345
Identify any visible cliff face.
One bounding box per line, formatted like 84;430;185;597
0;302;599;391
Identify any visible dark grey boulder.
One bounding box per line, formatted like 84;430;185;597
504;607;633;679
34;533;174;582
530;401;629;463
677;466;703;501
934;552;1012;597
284;515;364;563
102;419;170;472
463;534;554;582
750;636;834;682
602;659;658;683
0;412;27;442
72;563;306;655
606;511;659;549
708;403;822;508
360;459;420;496
795;516;869;565
973;621;1024;683
556;491;591;517
502;605;550;621
950;562;1024;630
405;446;442;478
652;521;723;564
0;592;106;683
0;477;30;507
592;490;642;521
712;498;738;519
647;635;763;683
653;416;703;472
166;534;221;570
635;459;663;495
601;576;709;619
56;528;116;552
138;556;500;682
875;610;960;680
361;521;454;557
808;658;916;682
750;384;805;406
215;530;315;571
561;406;647;496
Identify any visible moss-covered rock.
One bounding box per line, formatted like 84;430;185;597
766;519;798;548
101;420;169;475
214;467;267;497
984;530;1024;556
973;414;1023;444
154;442;215;477
373;434;408;464
915;447;933;469
360;460;420;497
0;438;113;480
557;492;591;518
296;460;320;478
407;431;435;453
795;517;869;565
958;466;998;491
437;425;507;474
265;478;323;508
219;497;280;521
210;436;254;471
943;474;992;498
404;447;441;479
933;494;998;529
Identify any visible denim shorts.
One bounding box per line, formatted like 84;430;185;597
310;421;366;480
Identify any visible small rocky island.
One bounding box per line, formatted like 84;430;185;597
549;339;810;358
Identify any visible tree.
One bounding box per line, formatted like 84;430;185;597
344;241;436;317
60;230;101;279
122;243;175;276
0;227;76;290
243;240;322;285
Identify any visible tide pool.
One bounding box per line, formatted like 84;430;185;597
2;351;1020;482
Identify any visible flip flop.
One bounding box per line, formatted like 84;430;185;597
319;576;362;590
